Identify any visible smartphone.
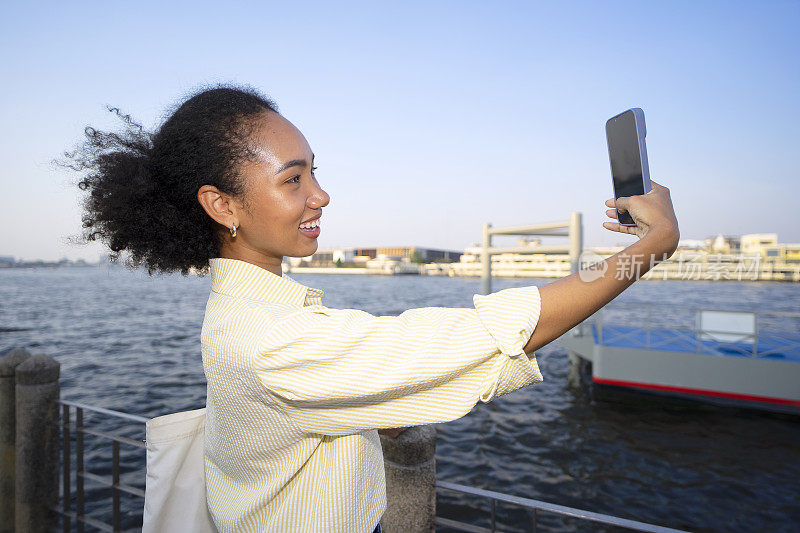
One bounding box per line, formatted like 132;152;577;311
605;108;651;226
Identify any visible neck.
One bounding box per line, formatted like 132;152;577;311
219;243;283;277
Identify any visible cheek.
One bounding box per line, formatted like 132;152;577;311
249;190;300;229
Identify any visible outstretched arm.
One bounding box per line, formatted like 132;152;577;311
524;180;680;355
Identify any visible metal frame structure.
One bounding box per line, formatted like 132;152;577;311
53;399;147;532
48;397;691;533
480;213;582;295
435;481;687;533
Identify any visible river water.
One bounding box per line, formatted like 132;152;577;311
1;266;798;532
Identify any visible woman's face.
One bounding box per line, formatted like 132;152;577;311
234;111;330;264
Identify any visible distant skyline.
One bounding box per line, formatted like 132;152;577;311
2;1;798;261
1;232;790;264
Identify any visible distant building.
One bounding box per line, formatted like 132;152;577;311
761;243;800;262
294;246;462;267
375;247;461;263
741;233;778;256
0;255;14;267
355;248;377;259
705;234;741;254
677;239;706;250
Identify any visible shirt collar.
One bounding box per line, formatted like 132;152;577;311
209;258;324;307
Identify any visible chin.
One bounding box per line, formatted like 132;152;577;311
288;243;318;258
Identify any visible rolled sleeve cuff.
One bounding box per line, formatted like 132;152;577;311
473;285;543;402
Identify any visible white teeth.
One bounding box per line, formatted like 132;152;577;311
300;219;320;230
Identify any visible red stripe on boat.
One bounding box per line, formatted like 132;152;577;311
592;377;800;407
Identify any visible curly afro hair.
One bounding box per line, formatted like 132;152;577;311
62;84;279;275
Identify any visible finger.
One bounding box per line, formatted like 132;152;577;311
614;196;630;210
605;208;618;219
605;198;616;207
603;221;636;234
619;222;637;235
651;179;671;197
648;179;667;194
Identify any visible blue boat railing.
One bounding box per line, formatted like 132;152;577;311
51;399;689;532
575;303;800;359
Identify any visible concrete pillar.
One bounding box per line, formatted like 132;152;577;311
15;353;60;533
0;348;32;533
567;351;581;388
567;350;592;388
569;212;583;275
379;425;436;533
481;223;492;295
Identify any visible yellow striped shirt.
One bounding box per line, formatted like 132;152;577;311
201;257;543;532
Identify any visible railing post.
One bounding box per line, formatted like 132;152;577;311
379;425;436;532
598;309;604;345
753;314;759;357
15;353;60;533
569;212;583;275
62;404;71;533
112;441;121;532
695;311;702;353
0;348;32;533
481;223;492;295
76;408;85;533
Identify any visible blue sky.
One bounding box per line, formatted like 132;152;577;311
1;0;798;261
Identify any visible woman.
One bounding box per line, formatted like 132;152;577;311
70;85;679;532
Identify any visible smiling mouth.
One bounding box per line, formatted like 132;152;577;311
298;219;321;238
299;219;321;231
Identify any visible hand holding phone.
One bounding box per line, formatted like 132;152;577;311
603;180;678;246
603;107;680;255
603;109;680;255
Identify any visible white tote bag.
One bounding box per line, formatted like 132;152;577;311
143;407;218;533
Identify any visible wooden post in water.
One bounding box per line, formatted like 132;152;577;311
379;425;436;532
0;348;32;533
15;353;60;533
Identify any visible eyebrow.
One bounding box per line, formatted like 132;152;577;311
274;153;315;175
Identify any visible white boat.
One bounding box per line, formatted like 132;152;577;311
557;304;800;414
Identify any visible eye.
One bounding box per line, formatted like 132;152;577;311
311;166;318;175
286;175;301;184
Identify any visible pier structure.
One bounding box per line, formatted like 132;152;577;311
480;212;583;295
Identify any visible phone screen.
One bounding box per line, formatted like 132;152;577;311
606;110;644;226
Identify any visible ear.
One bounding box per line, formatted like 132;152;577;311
197;185;240;230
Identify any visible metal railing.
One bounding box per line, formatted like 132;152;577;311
584;303;800;359
50;399;691;532
435;481;688;533
53;399;147;532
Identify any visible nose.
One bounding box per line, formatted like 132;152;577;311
307;182;330;209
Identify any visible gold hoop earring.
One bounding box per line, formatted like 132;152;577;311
230;224;237;238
